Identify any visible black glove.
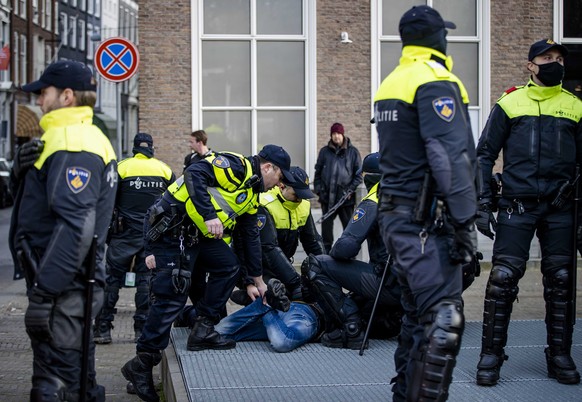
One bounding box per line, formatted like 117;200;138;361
475;203;497;240
13;139;44;180
450;224;474;265
24;291;54;342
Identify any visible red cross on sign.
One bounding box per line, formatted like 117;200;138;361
94;37;140;82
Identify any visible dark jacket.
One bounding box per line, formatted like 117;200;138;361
477;80;582;202
374;46;477;226
314;137;362;206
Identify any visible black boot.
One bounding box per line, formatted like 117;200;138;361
545;347;580;384
93;321;113;345
321;321;366;350
121;352;161;402
265;278;291;312
187;316;236;351
476;266;518;386
476;352;508;386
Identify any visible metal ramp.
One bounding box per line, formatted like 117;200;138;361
167;320;582;401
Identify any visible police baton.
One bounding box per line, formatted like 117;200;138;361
359;257;391;356
80;235;98;402
317;190;354;224
572;166;580;325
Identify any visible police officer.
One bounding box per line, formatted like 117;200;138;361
10;61;117;401
121;144;292;402
374;6;477;401
232;166;325;303
475;39;582;386
94;133;175;344
303;153;403;349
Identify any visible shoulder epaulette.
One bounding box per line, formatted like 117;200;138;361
423;60;449;79
498;85;524;101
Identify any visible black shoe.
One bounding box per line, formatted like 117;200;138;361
93;321;113;345
266;278;291;312
121;353;161;402
321;322;366;350
476;353;507;386
187;316;236;351
230;289;253;306
545;348;581;384
126;381;136;394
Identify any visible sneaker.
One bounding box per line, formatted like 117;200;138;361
545;348;581;384
265;278;291;312
93;321;113;345
230;289;253;306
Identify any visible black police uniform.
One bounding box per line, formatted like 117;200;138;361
373;7;477;399
253;187;324;299
94;137;175;344
122;150;270;401
303;183;403;349
11;106;117;401
476;78;582;385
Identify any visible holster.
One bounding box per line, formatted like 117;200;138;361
16;237;39;287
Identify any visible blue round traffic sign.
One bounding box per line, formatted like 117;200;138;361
94;37;140;82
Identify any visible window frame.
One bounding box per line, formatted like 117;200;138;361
191;0;317;170
370;0;490;149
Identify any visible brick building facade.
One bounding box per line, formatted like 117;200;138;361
138;0;579;175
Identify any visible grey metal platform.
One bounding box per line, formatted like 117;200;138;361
166;320;582;401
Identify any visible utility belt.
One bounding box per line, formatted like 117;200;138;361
146;201;198;246
379;193;444;225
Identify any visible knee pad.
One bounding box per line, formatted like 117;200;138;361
408;300;464;402
486;264;519;301
422;299;464;354
30;376;67;402
544;266;570;301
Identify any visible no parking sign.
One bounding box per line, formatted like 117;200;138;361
94;37;140;82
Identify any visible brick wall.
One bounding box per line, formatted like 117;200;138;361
317;0;372;159
489;0;553;107
138;0;192;174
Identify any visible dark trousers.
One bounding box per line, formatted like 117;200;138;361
321;203;353;253
96;228;150;329
31;288;104;401
485;198;573;350
138;235;239;354
379;207;463;402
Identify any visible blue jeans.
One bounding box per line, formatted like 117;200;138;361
215;298;319;353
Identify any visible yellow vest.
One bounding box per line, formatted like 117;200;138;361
362;183;379;203
259;187;310;231
167;152;258;239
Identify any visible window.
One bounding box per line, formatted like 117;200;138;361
70;0;77;7
95;0;100;17
69;16;77;48
12;32;19;84
558;0;582;100
88;0;94;15
196;0;312;166
87;23;94;60
373;0;488;145
19;0;26;18
78;19;85;51
59;12;68;46
32;0;39;24
80;0;85;11
44;0;52;30
20;35;27;85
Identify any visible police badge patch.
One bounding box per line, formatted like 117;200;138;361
66;167;91;194
352;208;365;223
432;97;455;122
257;214;267;230
236;192;248;204
213;155;230;168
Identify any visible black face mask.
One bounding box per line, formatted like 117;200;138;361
533;61;564;87
364;174;381;192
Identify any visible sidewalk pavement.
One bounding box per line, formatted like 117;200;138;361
0;209;575;401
